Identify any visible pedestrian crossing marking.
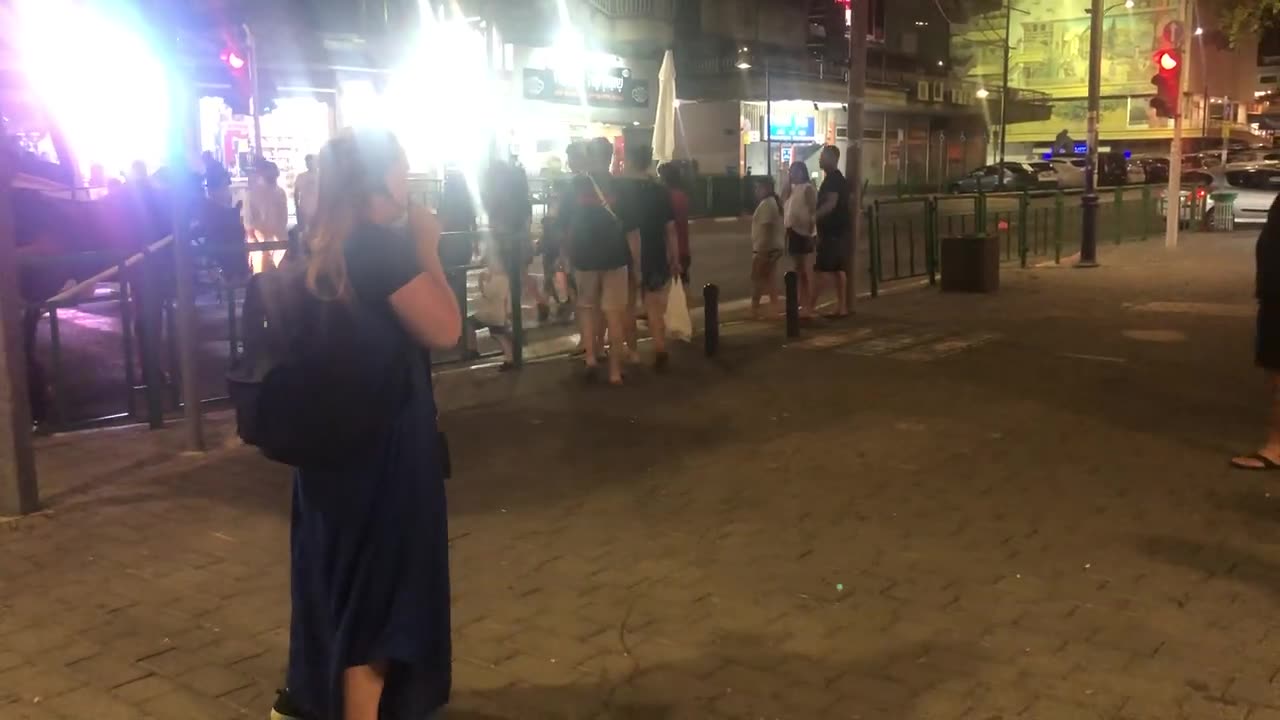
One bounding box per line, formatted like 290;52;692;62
1128;301;1253;318
792;326;1000;362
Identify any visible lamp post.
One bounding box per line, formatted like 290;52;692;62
1078;0;1132;268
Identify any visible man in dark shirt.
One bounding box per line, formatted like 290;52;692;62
619;143;679;371
812;145;850;317
567;138;639;384
1234;194;1280;469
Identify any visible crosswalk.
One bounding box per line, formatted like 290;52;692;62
789;325;1000;362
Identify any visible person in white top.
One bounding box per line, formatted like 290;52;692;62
293;154;319;238
750;177;785;319
246;160;289;272
782;161;818;317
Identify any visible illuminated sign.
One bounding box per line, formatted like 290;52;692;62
769;115;817;141
523;68;649;108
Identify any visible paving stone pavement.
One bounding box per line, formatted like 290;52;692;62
5;231;1280;719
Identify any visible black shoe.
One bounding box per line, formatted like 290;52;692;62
271;689;311;720
654;351;670;373
537;303;551;322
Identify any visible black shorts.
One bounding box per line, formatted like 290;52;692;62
786;229;814;256
1258;301;1280;370
814;235;848;273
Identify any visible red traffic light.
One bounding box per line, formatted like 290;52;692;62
1157;51;1178;72
220;48;247;71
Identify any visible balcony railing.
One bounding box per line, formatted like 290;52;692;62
586;0;674;19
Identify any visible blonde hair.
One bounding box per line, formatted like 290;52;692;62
306;127;406;300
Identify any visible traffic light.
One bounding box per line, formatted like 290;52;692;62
1149;49;1181;119
215;34;274;116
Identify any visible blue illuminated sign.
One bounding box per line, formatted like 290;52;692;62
769;115;817;141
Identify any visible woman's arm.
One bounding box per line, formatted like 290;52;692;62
390;207;462;349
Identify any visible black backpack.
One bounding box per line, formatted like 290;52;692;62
227;264;411;469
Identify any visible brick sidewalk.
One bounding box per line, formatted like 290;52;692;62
5;231;1280;719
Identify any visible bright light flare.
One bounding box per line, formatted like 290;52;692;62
1157;51;1179;71
12;0;171;179
976;88;991;99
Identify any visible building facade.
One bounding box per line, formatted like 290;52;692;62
953;0;1268;159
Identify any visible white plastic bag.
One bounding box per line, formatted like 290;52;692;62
665;278;693;341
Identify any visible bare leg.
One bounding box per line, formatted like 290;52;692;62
343;663;386;720
796;256;814;317
835;271;849;315
1233;372;1280;467
603;308;628;384
645;287;669;356
751;255;765;319
765;256;781;309
581;306;600;369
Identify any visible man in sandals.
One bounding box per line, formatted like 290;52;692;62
1233;193;1280;470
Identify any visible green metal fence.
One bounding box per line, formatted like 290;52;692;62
866;184;1189;297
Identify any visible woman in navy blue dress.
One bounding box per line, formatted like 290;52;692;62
282;128;460;720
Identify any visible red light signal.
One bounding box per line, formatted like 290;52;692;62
1149;49;1181;119
221;49;247;72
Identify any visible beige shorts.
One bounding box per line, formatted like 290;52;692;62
575;268;630;311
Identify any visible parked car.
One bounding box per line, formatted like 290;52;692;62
948;161;1057;193
1131;156;1169;184
1045;152;1144;187
1159;164;1280;226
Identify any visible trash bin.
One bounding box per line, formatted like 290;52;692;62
1207;192;1237;232
940;234;999;293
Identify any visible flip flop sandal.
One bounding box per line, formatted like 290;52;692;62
1230;453;1280;471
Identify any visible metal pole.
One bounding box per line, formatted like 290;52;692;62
170;85;206;451
0;136;39;515
997;2;1012;178
765;55;772;181
1165;0;1189;249
1078;0;1103;267
245;24;263;156
1222;96;1230;165
847;0;869;312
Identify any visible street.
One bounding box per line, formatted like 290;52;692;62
4;230;1280;718
29;194;1163;431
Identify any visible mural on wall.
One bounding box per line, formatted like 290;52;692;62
953;0;1180;98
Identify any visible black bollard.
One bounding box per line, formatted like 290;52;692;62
784;271;800;339
703;283;719;357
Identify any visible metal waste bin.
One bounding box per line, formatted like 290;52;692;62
940;234;999;293
1207;192;1237;232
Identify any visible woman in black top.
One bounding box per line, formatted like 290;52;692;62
283;128;461;720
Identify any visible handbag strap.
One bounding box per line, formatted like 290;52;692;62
588;174;619;222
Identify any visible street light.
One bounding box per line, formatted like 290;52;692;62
976;87;990;99
735;46;752;70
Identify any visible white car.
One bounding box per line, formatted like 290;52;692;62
1160;164;1280;225
1049;157;1086;188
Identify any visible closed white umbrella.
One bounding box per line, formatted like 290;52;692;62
652;49;676;162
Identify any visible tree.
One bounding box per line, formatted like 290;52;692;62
1213;0;1280;47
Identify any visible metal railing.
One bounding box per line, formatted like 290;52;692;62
586;0;674;19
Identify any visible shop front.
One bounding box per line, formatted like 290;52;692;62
504;44;658;178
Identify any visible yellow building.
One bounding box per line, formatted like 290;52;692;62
953;0;1267;157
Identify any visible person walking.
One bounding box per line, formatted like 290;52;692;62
812;145;851;318
783;161;817;317
658;162;691;284
246;160;289;272
1233;193;1280;470
279;127;460;720
202;151;233;207
750;176;785;319
293;153;319;236
567;138;639;385
620;143;679;371
481;156;550;322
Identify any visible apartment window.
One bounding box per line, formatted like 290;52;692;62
1261;75;1279;85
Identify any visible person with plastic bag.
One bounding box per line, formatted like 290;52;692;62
619;143;681;371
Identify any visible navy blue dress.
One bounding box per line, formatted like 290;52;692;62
286;222;451;719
